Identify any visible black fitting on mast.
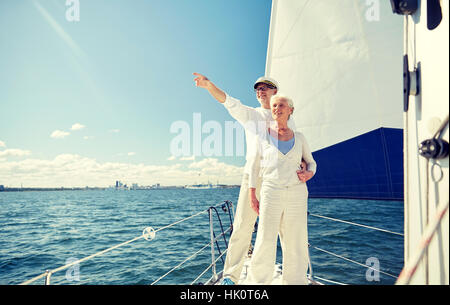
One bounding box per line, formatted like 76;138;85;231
403;55;420;112
390;0;418;15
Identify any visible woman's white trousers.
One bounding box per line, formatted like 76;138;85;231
249;182;309;285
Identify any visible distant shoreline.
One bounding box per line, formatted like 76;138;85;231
0;186;240;192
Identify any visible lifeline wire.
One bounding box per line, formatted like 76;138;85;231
20;200;229;285
309;213;404;236
311;245;398;279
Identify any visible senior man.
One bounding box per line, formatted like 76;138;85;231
193;73;303;284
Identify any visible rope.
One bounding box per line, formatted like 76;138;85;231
155;201;231;233
152;204;234;285
396;200;449;285
21;200;230;285
20;235;144;285
190;246;228;285
311;245;398;279
309;213;404;236
312;275;346;285
151;226;232;285
432;114;449;139
209;206;231;264
21;197;407;286
155;209;208;233
151;241;211;285
222;200;234;234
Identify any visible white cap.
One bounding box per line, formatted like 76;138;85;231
253;76;279;90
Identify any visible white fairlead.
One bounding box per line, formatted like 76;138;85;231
142;227;156;241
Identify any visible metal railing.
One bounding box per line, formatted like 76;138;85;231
307;211;403;284
20;200;234;285
21;197;406;285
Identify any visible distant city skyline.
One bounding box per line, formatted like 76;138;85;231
0;0;271;187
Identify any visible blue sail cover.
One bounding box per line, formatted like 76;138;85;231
307;128;403;200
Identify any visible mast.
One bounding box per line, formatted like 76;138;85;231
392;0;449;284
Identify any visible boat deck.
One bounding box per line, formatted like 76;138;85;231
208;254;321;285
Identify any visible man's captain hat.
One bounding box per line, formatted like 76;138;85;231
254;76;279;90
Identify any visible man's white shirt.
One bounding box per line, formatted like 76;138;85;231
222;94;272;175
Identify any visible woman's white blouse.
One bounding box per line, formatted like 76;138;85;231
248;131;317;188
222;94;297;175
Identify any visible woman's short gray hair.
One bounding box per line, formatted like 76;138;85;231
270;94;294;108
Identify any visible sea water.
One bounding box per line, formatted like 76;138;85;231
0;189;403;285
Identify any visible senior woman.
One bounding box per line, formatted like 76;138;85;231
247;94;316;285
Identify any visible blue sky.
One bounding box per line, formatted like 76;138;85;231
0;0;273;187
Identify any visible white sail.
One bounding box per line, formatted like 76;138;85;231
266;0;403;152
265;0;405;200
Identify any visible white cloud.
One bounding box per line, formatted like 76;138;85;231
167;156;176;161
180;155;195;161
83;136;94;140
71;123;85;131
0;154;243;187
0;140;5;148
51;130;70;139
109;129;120;133
0;148;32;158
127;152;136;156
188;158;242;177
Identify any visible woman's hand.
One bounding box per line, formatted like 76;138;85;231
297;170;314;183
249;188;260;215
